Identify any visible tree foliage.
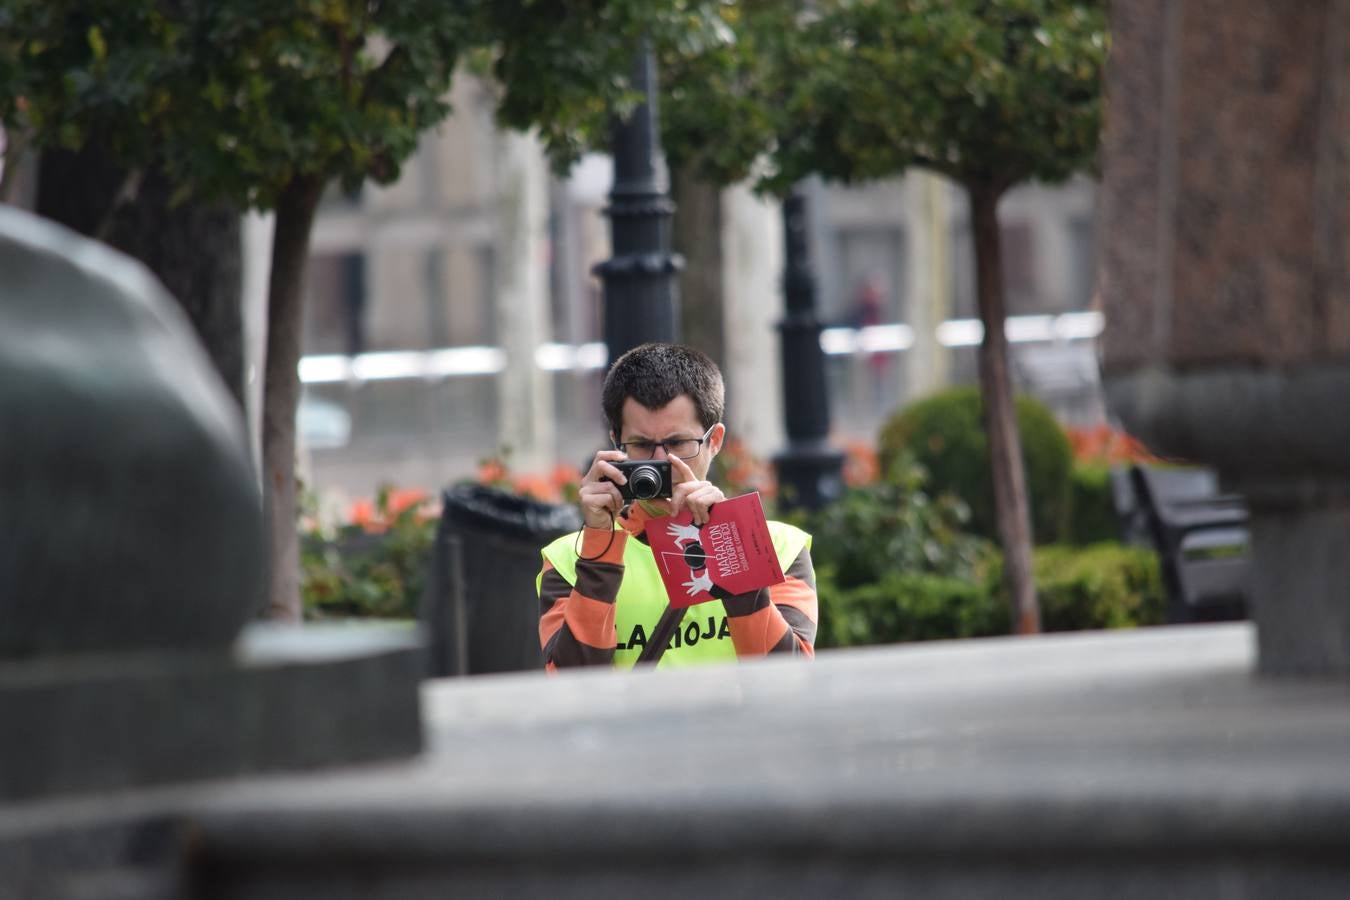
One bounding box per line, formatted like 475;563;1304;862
1;0;730;204
482;0;728;173
1;0;476;208
788;0;1106;190
652;0;1108;195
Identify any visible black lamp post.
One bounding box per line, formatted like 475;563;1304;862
594;38;683;368
774;186;844;510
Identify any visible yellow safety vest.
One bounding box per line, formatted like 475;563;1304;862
540;520;810;670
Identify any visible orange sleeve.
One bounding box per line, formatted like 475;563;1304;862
537;529;628;669
724;546;818;659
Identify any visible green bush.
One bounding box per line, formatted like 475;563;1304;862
878;387;1074;545
1030;543;1165;631
1068;463;1121;545
818;570;1007;648
301;494;435;621
819;540;1163;649
803;453;995;590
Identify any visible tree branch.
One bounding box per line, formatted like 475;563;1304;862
93;168;146;243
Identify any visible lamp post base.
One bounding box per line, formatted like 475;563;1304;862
774;444;846;512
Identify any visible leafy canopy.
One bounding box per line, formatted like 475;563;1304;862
1;0;1107;201
2;0;480;206
655;0;1108;194
0;0;722;207
481;0;729;174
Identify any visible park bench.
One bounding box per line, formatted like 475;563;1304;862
1112;464;1251;624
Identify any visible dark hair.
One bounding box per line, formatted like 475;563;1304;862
602;343;725;437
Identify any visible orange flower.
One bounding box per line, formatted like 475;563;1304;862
841;440;880;487
477;458;509;484
349;498;382;533
1065;424;1160;465
386;488;429;520
511;474;557;502
716;438;777;497
346;487;432;532
549;462;582;490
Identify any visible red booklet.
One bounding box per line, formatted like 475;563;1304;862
644;492;785;608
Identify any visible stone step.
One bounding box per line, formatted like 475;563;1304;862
182;624;1350;898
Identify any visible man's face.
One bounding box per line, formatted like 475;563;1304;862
614;394;724;482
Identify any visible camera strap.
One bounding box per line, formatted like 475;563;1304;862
635;603;687;667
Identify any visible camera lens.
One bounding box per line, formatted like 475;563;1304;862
629;465;661;500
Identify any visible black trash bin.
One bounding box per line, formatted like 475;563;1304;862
422;484;581;677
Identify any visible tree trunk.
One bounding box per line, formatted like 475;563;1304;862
104;169;245;410
671;165;725;367
968;180;1040;635
1;128;34;203
34;145;126;237
35;148;246;411
261;175;325;623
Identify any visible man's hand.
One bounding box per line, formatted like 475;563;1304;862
578;449;627;530
669;455;724;526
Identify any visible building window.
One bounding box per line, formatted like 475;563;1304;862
833;226;907;325
304;252;367;355
420;244;498;349
1068;215;1098;311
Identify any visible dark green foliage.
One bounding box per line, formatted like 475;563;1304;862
1068;463;1121;545
818;571;1006;649
805;453;995;590
817;542;1162;649
786;0;1107;191
301;493;435;621
1027;543;1165;631
1;0;713;206
656;1;797;187
0;0;481;209
806;450;1160;649
481;0;730;174
878;388;1073;545
651;0;1109;195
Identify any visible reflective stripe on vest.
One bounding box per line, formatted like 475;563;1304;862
540;520;811;670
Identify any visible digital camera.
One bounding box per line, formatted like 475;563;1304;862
608;459;673;502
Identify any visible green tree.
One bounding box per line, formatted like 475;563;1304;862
0;3;246;407
1;0;716;621
654;0;1108;634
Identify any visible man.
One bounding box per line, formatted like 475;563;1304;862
537;343;818;670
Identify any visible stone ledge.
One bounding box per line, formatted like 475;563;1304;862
1103;364;1350;482
184;624;1350;898
0;623;425;802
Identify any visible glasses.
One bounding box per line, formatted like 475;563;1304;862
615;424;717;461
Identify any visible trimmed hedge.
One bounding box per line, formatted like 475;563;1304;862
878;387;1074;545
817;569;1006;648
1030;543;1165;632
817;542;1164;648
1068;463;1121;545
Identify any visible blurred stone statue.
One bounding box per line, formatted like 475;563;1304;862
0;205;263;658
